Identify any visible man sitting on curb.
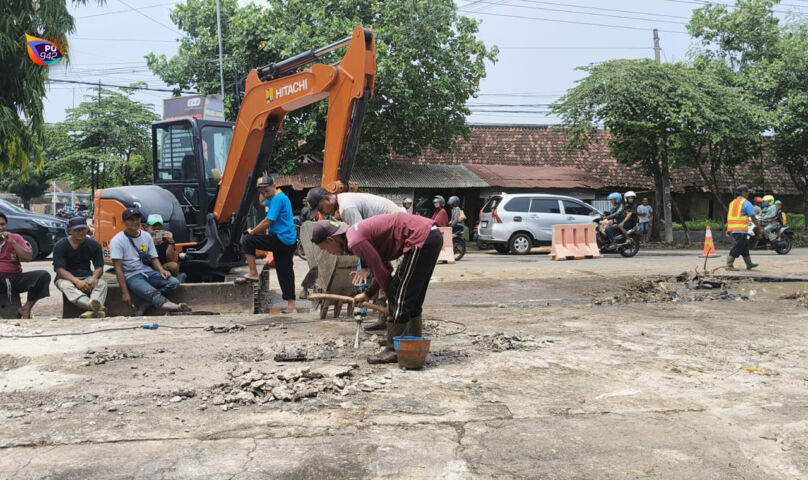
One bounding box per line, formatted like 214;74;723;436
0;212;50;319
111;208;189;315
144;214;185;283
311;213;442;364
53;217;107;318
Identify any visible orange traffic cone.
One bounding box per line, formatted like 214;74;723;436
699;225;718;258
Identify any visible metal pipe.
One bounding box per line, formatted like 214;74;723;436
256;35;352;80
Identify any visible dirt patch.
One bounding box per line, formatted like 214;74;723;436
595;274;748;305
470;331;548;352
0;354;29;371
82;348;142;366
209;363;391;409
780;289;808;307
214;347;266;363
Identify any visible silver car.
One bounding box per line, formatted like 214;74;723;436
477;193;602;255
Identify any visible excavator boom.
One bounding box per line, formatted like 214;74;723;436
213;26;376;224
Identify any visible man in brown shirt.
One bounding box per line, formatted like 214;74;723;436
311;213;442;364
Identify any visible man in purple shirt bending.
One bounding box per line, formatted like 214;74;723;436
311;213;443;364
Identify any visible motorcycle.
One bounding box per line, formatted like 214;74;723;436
593;217;641;257
452;224;467;261
748;223;793;255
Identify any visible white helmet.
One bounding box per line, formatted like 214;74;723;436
624;191;636;199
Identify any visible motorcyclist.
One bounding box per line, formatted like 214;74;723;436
431;195;449;227
759;195;780;242
402;197;413;213
447;196;465;235
605;191;636;245
599;192;625;243
752;196;763;216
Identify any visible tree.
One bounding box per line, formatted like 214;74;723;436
0;1;98;172
688;0;808;230
146;0;497;171
57;87;158;189
551;59;762;242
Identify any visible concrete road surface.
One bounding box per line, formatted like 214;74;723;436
1;249;806;479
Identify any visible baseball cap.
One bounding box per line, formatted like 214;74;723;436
305;187;329;210
256;175;274;188
311;220;349;244
68;217;88;231
122;207;142;221
147;214;164;226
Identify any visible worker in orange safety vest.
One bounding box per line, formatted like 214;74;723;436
725;184;762;271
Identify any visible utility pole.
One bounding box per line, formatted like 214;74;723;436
652;28;674;243
653;28;661;63
215;0;225;98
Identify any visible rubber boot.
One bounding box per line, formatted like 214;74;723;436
725;256;738;271
408;316;423;337
364;316;387;332
743;256;758;270
367;322;406;364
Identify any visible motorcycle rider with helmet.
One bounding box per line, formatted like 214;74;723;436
605;191;636;246
402;197;413;213
432;195;449;227
599;192;624;241
448;196;465;234
760;194;780;242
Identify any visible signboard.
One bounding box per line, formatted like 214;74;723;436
163;94;225;121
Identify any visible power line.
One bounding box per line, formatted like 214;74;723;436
499;46;652;50
116;0;182;36
71;37;178;43
656;0;806;14
76;2;175;18
459;10;690;35
509;0;690;20
466;0;688;25
48;78;196;94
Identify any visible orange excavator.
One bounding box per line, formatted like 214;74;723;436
93;26;376;287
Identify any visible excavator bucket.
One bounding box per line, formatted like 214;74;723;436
62;280;255;318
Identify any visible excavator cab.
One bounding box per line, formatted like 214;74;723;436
152;118;234;241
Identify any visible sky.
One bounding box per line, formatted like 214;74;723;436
43;0;808;126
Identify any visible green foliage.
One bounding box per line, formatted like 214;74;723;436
688;0;808;225
146;0;497;171
786;213;805;230
0;1;100;172
53;87;158;189
672;219;725;231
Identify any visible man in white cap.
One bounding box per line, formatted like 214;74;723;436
144;214;182;281
53;217;108;318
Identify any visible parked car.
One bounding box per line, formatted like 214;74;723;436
477;193;601;255
0;199;67;259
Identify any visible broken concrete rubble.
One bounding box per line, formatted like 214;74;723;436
210;363;371;407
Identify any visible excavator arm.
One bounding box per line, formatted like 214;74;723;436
181;26;375;276
213;25;376;223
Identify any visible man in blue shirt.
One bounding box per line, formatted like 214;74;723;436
237;175;297;313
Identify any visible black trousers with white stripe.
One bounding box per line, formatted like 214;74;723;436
387;229;443;324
